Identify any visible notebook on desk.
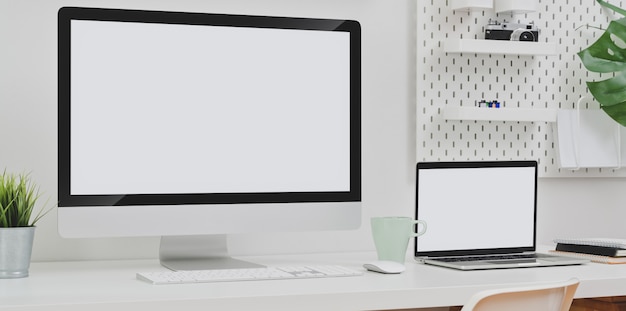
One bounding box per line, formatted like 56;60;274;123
414;161;588;270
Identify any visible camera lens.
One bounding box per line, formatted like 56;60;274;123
518;31;534;41
510;29;535;42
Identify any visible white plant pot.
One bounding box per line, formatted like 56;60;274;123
0;227;35;278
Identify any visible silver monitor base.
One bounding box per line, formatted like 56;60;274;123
159;235;264;271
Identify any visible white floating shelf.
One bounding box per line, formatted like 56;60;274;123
444;39;558;56
494;0;538;14
443;106;557;122
450;0;493;11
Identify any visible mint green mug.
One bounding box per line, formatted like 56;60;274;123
371;217;427;263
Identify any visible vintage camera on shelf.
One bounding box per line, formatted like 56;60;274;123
485;19;539;42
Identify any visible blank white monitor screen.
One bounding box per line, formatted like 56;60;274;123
415;161;537;255
70;20;350;196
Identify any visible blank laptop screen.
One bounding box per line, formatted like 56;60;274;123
415;161;537;256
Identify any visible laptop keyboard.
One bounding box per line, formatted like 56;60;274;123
434;253;537;263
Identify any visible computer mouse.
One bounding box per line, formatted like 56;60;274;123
363;260;406;274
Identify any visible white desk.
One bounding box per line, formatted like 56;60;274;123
2;252;626;311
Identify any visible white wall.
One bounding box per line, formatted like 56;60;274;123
537;177;626;245
2;0;626;266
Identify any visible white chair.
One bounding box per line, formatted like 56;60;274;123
460;278;580;311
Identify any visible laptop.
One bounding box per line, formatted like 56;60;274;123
414;160;588;270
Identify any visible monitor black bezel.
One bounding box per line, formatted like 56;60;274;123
58;7;361;207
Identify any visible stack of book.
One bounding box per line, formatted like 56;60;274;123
552;238;626;264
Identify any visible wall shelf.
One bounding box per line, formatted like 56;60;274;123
494;0;538;14
450;0;493;11
444;38;557;56
443;106;557;122
451;0;538;13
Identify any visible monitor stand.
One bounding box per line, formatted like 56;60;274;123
159;234;265;271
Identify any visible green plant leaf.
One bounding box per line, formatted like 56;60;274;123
597;0;626;16
578;18;626;73
0;171;52;227
578;1;626;127
602;103;626;127
587;71;626;106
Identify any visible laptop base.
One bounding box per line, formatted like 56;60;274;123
418;253;588;271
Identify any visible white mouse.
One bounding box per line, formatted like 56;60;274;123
363;260;406;274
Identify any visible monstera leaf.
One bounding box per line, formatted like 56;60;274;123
579;0;626;126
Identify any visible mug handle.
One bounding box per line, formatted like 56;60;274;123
411;220;427;237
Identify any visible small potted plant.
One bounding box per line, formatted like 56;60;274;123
0;171;51;278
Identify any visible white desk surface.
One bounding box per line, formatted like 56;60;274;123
1;251;626;311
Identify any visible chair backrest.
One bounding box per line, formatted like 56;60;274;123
460;278;580;311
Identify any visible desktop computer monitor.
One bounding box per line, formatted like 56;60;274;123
57;7;361;270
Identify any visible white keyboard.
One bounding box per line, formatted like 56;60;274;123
137;265;363;285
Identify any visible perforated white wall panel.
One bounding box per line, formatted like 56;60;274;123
416;0;626;177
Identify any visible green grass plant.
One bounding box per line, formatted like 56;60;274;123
0;171;51;227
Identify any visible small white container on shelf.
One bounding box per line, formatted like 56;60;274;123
494;0;538;14
450;0;493;11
